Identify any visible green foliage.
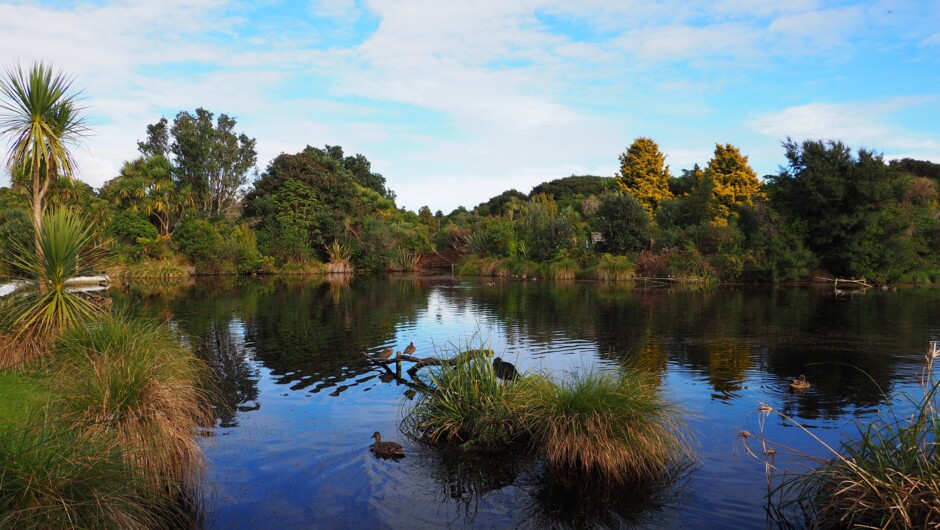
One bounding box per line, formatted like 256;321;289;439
473;189;527;217
2;209;103;340
517;194;584;262
616;137;673;215
107;210;158;245
172;217;225;272
594;192;651;254
530;175;616;203
143;108;257;217
0;206;32;276
767;139;905;277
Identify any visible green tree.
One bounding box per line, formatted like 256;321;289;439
615;137;673;215
100;155;192;236
0;62;87;256
705;143;763;219
141;108;257;217
767;139;903;277
594;192;651;254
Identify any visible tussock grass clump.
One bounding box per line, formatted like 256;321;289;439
52;313;213;488
403;351;523;449
0;418;191;530
111;258;190;280
743;355;940;529
545;257;580;280
583;254;636;281
517;368;693;485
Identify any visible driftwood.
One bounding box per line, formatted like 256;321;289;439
817;276;871;290
366;348;494;380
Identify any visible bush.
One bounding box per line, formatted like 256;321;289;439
595;192;651;254
583;254;635;281
107;211;158;245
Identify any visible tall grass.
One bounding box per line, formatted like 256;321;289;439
583;254;636;281
0;416;192;530
325;241;352;274
52;313;213;489
403;349;523;449
517;367;693;485
742;352;940;529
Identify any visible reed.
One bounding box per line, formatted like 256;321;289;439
51;313;213;489
742;354;940;529
516;367;693;486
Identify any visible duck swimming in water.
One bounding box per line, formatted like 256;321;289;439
370;431;405;458
789;375;810;391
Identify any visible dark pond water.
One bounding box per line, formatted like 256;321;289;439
118;276;940;529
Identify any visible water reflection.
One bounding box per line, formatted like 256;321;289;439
111;278;940;528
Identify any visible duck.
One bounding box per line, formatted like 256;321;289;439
403;342;416;356
789;375;810;391
370;431;405;458
375;347;393;360
493;357;520;381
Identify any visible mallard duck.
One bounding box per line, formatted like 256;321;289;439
375;347;393;360
403;342;416;356
370;431;405;458
789;375;810;391
493;357;520;381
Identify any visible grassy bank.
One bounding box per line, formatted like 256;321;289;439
0;314;212;529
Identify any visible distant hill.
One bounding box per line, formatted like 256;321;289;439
529;175;616;201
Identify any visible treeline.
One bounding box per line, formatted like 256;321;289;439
1;104;938;283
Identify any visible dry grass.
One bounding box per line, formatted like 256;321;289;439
52;313;213;488
516;367;694;485
740;352;940;529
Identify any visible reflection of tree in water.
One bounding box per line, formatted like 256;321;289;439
196;321;260;428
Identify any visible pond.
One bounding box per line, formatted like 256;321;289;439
117;276;940;529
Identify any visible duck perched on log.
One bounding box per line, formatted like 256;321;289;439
370;431;405;458
375;347;393;360
403;342;416;356
789;375;810;391
493;357;520;381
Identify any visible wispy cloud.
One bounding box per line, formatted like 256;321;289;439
1;0;938;211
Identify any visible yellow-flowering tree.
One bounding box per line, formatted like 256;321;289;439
705;143;763;219
616;137;673;215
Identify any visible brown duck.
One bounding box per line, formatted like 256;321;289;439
375;347;393;360
789;375;810;391
370;431;405;458
403;342;416;356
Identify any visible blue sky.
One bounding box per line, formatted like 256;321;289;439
2;0;938;212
